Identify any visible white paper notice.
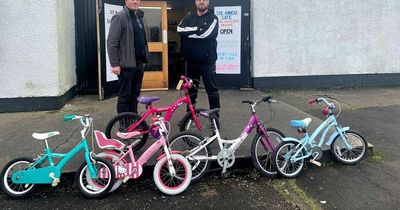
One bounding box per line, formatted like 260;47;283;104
104;3;123;82
215;6;242;74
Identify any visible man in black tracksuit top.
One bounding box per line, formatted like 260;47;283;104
178;0;220;112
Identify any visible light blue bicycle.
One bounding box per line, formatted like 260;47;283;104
0;114;115;199
272;97;368;178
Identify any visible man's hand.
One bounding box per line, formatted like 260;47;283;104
111;66;121;75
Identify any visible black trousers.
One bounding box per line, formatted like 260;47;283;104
117;64;144;114
187;63;220;110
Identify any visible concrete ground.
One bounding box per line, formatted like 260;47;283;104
272;87;400;210
1;87;400;209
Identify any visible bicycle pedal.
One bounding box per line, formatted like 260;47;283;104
49;172;60;187
51;179;60;187
221;172;230;179
310;159;322;167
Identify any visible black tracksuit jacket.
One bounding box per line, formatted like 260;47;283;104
177;10;219;65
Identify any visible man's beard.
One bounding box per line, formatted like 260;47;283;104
197;6;208;13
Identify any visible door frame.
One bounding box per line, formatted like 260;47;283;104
96;0;169;100
140;1;169;90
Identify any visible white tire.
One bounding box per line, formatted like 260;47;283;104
153;154;192;195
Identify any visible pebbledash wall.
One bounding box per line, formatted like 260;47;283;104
1;1;400;112
0;0;76;112
252;0;400;88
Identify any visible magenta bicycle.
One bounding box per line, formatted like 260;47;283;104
168;96;285;182
95;116;192;195
105;76;214;152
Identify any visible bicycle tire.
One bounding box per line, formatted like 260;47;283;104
0;157;38;199
105;112;149;152
168;131;211;183
75;157;115;199
330;130;367;165
251;128;285;178
179;108;215;138
272;140;306;179
153;154;192;195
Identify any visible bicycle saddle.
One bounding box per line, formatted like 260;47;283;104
200;108;220;118
32;131;60;140
94;131;125;150
138;96;160;105
290;118;312;129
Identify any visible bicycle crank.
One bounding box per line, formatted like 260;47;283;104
217;149;235;169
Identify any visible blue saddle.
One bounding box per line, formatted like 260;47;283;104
137;96;160;105
290;118;312;129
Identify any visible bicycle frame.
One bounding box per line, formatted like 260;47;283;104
187;112;275;160
288;115;353;163
12;116;98;184
126;96;200;133
108;123;176;179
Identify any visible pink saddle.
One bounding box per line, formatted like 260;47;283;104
94;131;126;150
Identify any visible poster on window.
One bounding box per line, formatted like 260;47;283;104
104;3;123;82
214;6;241;74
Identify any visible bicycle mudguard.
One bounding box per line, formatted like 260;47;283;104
12;166;60;184
282;137;301;143
156;151;182;161
325;127;350;145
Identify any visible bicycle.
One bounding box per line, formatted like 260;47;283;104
272;97;368;178
105;75;214;152
168;96;285;182
95;116;192;195
0;114;116;199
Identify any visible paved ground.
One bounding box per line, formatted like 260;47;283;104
272;87;400;210
1;87;400;209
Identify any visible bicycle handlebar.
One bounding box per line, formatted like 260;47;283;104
63;114;91;127
242;96;275;105
176;75;193;90
308;98;336;109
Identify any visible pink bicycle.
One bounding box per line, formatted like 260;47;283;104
105;76;214;152
95;116;192;195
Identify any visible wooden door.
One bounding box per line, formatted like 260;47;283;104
140;1;168;90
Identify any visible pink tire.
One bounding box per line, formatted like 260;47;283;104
153;154;192;195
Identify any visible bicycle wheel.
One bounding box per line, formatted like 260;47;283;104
330;130;367;165
105;112;149;152
96;151;127;192
179;108;215;138
75;157;115;199
168;131;211;183
0;157;38;199
153;154;192;195
273;141;305;179
251;128;285;178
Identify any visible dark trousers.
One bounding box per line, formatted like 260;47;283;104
117;64;144;114
187;63;220;110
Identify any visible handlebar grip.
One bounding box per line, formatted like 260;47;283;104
308;99;318;104
242;100;252;104
63;115;76;121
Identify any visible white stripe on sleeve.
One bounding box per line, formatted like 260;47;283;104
188;19;217;39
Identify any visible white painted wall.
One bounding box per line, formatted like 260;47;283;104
252;0;400;77
0;0;76;98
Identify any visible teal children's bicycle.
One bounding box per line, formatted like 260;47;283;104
0;115;116;199
272;97;368;178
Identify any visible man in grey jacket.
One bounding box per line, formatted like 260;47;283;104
107;0;149;114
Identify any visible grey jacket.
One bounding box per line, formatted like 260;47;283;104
107;6;149;68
